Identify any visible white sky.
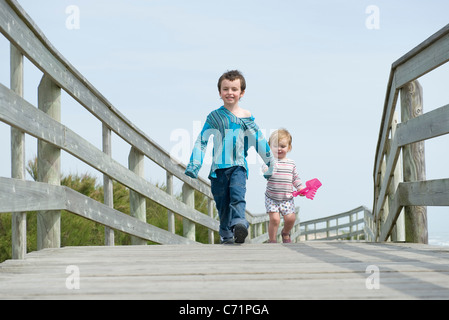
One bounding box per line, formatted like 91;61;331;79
1;0;448;242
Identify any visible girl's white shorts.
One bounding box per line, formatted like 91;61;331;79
265;195;295;216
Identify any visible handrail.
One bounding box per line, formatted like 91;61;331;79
371;23;449;242
0;0;271;258
0;177;197;245
300;206;368;241
0;0;371;262
1;0;211;196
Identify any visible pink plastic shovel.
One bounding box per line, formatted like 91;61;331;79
292;178;322;200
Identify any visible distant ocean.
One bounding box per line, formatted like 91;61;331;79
429;231;449;247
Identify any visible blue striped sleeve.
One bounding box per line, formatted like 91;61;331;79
185;121;213;179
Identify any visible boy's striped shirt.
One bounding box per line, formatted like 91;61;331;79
185;106;274;179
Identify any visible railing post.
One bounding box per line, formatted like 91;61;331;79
129;147;146;245
182;183;196;241
265;221;269;240
256;221;263;240
10;44;26;259
166;172;175;234
390;112;405;242
400;80;428;244
349;214;353;239
207;199;214;244
336;219;339;238
380;153;388;240
37;74;61;250
364;209;371;242
102;124;114;245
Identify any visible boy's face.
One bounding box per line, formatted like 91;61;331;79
219;79;245;107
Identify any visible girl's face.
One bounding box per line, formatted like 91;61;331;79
219;79;245;107
271;138;291;160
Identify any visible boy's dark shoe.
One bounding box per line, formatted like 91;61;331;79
233;223;248;244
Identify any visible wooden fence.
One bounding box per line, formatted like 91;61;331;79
371;24;449;243
0;0;301;260
299;206;368;241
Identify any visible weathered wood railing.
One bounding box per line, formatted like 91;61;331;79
371;24;449;243
299;206;368;241
0;0;283;259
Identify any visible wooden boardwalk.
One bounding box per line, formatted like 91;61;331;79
1;241;448;300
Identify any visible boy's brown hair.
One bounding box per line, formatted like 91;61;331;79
217;70;247;92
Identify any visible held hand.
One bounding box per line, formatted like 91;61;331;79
262;163;273;180
263;173;272;180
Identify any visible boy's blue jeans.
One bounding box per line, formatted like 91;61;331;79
210;166;248;241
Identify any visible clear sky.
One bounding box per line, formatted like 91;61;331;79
1;0;448;244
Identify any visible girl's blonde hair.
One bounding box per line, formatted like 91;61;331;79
269;128;292;148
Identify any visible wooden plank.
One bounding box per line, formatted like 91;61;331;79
0;242;448;300
302;219;365;235
373;78;399;190
373;133;401;223
400;80;427;244
396;103;449;146
302;206;367;225
10;42;26;260
246;213;269;225
392;24;449;69
166;172;175;234
0;177;197;245
390;112;405;242
379;179;449;241
394;30;449;88
63;188;197;245
128;147;146;245
399;179;449;207
102;123;114;246
0;84;65;146
37;74;61;250
0;177;66;212
182;183;196;241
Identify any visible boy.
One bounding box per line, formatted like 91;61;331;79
185;70;274;244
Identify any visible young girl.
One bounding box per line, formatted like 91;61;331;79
264;129;304;243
